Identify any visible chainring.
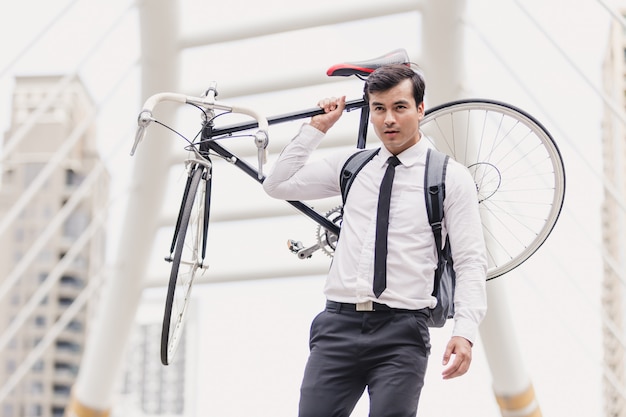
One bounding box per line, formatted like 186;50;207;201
316;206;343;257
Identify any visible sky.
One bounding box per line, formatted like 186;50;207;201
0;0;620;416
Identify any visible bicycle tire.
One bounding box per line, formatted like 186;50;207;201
421;99;565;279
161;166;207;365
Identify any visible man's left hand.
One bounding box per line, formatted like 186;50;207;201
441;336;473;379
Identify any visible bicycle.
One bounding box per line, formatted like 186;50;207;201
131;49;566;366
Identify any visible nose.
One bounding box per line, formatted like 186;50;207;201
384;110;395;126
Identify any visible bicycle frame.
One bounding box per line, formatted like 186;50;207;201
203;97;370;238
171;94;463;258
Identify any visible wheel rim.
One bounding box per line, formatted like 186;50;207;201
162;167;207;364
421;99;565;279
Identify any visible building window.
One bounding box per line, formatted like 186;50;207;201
32;360;44;372
26;403;41;417
65;168;84;187
58;297;73;307
51;407;65;417
54;361;78;376
67;320;83;332
53;384;71;396
3;168;14;186
55;340;81;354
63;212;88;240
65;169;78;186
29;381;43;395
60;275;83;288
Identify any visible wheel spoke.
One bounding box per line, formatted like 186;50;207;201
422;99;565;279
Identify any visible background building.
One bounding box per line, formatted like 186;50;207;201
0;76;108;417
602;11;626;417
118;300;189;417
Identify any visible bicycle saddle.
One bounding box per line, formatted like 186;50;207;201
326;49;410;77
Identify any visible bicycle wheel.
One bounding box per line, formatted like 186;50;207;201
421;99;565;279
161;165;208;365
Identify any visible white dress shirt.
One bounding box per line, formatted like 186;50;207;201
263;124;487;343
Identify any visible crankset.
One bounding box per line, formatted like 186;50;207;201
288;206;342;259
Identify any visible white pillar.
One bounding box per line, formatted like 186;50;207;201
480;279;542;417
422;1;541;416
420;0;465;106
67;0;179;415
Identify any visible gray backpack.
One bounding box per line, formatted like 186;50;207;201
339;148;455;327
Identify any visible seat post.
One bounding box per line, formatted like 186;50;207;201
357;104;370;149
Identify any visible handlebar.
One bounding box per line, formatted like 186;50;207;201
131;89;270;179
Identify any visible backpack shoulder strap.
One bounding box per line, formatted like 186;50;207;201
340;148;380;205
424;148;450;249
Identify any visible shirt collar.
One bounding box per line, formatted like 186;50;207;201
377;138;429;167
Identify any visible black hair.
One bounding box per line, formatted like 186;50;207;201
363;64;425;107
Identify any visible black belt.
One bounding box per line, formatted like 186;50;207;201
326;300;429;314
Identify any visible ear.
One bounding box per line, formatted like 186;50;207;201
417;101;425;121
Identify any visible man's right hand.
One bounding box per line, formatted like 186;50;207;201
309;96;346;134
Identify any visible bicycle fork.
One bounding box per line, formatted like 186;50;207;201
165;163;211;269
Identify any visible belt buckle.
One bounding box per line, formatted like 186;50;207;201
356;301;374;311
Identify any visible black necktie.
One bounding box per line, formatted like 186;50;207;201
373;155;401;298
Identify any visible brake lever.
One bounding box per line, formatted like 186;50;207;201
130;110;155;156
255;129;269;179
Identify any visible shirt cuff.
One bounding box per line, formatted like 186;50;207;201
451;318;479;346
300;122;326;138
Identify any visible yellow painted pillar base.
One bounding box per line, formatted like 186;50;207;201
495;383;542;417
65;394;110;417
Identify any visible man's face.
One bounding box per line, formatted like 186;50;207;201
368;79;424;155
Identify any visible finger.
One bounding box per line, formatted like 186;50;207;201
316;98;329;111
442;354;459;378
317;97;335;112
328;97;341;112
442;356;467;379
336;95;347;111
442;345;453;366
442;336;460;366
443;349;472;379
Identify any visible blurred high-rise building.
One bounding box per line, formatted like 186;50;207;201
602;12;626;417
0;75;108;417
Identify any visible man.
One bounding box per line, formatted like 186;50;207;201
263;64;487;417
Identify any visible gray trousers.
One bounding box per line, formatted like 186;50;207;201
298;304;431;417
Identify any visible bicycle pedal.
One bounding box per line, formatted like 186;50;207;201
287;239;303;253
